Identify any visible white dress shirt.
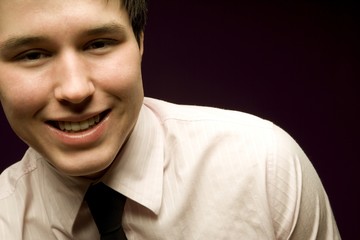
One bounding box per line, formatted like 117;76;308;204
0;97;340;239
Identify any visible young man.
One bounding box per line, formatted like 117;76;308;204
0;0;340;239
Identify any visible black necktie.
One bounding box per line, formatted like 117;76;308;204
85;182;127;240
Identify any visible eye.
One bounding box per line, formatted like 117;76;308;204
14;50;51;62
84;39;119;52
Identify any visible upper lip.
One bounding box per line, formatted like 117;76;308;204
46;110;109;123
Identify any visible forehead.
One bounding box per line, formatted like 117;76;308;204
0;0;121;10
0;0;127;37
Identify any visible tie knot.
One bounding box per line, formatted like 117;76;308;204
85;182;127;239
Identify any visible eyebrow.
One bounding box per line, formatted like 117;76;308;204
0;36;47;54
0;23;127;54
82;23;127;37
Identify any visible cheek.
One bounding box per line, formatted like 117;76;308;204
92;53;144;100
0;69;50;119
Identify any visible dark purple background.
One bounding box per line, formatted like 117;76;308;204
1;0;358;238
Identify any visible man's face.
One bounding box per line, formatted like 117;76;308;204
0;0;144;177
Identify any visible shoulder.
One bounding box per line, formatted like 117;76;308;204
143;99;340;238
0;148;41;200
144;97;307;178
0;148;43;238
143;98;301;155
144;97;274;131
144;97;302;157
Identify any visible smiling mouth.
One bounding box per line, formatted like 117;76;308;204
47;111;109;133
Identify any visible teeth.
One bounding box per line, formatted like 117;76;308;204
58;115;101;132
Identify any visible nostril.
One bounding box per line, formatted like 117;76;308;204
56;89;94;104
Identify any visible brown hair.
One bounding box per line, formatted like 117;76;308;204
122;0;148;44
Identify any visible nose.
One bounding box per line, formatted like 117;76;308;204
54;51;95;104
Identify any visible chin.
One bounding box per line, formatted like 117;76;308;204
48;155;114;178
61;165;110;178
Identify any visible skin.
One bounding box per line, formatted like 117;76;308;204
0;0;144;177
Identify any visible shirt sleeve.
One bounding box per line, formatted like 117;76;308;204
266;125;341;240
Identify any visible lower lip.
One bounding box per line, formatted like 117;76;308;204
48;113;110;147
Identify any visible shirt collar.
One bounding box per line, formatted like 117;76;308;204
40;103;164;231
40;153;91;233
101;104;164;214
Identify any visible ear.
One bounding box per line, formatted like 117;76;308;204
139;31;144;56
